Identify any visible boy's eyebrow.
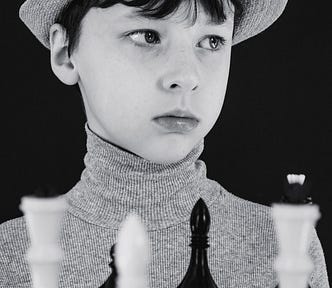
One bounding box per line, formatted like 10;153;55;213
123;12;226;26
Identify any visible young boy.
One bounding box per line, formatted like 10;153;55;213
0;0;329;287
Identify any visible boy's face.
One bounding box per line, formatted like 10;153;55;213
54;2;234;164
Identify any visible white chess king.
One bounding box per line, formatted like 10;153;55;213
20;194;68;288
116;213;150;288
272;174;320;288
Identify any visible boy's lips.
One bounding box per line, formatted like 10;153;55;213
153;108;200;122
153;117;199;133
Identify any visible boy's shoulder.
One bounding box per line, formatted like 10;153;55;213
219;184;272;214
0;216;29;244
0;216;30;260
215;183;276;232
0;216;31;285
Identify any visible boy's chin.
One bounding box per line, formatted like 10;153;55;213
140;145;195;165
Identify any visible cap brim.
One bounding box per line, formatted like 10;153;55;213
19;0;288;49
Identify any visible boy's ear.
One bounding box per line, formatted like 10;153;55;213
49;23;79;86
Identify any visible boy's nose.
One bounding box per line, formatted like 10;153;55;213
160;50;200;93
163;73;199;92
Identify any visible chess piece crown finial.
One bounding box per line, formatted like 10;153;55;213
190;198;211;248
32;184;59;198
177;198;218;288
282;174;312;204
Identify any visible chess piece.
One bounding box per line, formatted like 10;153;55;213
281;174;312;204
99;244;118;288
19;186;68;288
176;198;218;288
116;214;150;288
32;184;60;198
272;174;319;288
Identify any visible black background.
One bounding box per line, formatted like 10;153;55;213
2;0;332;284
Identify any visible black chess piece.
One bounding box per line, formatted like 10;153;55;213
281;175;313;204
32;184;59;198
99;244;118;288
176;198;219;288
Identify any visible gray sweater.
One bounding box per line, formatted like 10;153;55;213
0;123;329;288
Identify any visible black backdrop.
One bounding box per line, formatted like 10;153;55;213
2;0;332;284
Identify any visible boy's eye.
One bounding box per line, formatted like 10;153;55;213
126;29;226;52
127;29;161;46
199;35;226;51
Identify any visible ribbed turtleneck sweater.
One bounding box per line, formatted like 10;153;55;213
0;123;329;288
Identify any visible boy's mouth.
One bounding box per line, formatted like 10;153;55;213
153;108;200;122
153;117;199;133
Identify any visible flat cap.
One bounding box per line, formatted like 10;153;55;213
19;0;288;49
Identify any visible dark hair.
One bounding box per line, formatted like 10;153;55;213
55;0;243;111
55;0;243;58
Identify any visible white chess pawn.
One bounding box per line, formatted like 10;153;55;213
116;214;150;288
272;174;320;288
20;194;68;288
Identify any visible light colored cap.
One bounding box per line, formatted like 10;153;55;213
19;0;288;49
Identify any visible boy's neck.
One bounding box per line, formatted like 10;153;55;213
63;122;222;230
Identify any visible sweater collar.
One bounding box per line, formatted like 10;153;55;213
65;122;221;230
